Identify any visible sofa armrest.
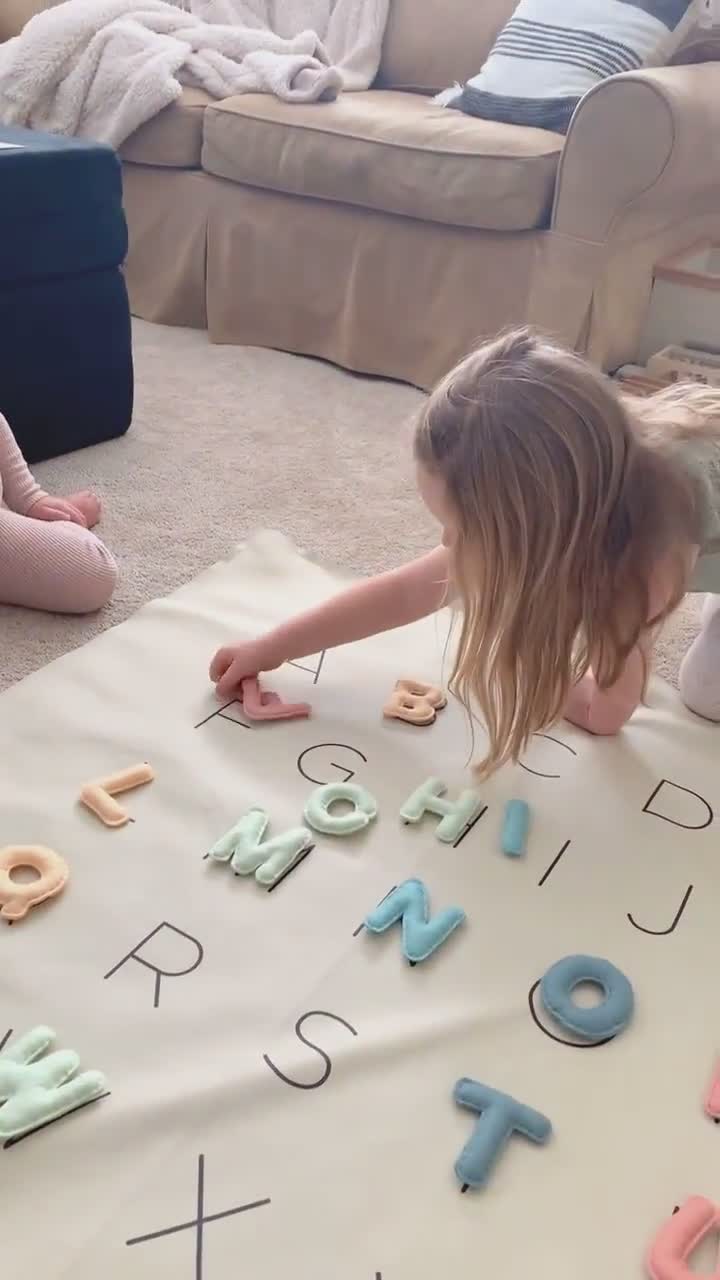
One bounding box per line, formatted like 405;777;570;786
0;0;59;42
552;63;720;243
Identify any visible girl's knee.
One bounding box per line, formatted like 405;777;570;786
679;671;720;722
679;595;720;723
68;542;118;614
701;592;720;635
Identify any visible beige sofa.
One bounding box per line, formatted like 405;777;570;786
3;1;720;390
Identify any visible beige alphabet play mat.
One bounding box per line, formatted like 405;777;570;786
2;532;718;1279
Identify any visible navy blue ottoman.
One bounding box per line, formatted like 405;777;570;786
0;125;133;463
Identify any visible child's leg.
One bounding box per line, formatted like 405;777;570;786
0;507;117;613
679;595;720;722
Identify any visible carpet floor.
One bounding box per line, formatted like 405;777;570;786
0;319;703;694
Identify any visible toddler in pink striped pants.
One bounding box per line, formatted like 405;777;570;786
0;412;117;613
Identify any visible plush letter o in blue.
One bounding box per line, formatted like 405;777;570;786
540;954;634;1042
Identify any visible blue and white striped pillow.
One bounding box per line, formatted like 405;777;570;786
437;0;698;133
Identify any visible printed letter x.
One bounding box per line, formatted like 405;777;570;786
126;1155;270;1280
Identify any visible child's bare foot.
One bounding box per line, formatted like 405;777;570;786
65;490;102;528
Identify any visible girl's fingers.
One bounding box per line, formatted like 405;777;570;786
34;501;86;525
209;649;230;682
217;661;243;699
65;504;88;528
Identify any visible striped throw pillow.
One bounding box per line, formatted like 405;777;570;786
437;0;698;133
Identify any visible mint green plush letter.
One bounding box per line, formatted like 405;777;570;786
400;777;483;844
209;808;312;887
0;1026;107;1142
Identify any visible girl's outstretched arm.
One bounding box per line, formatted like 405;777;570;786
211;546;451;698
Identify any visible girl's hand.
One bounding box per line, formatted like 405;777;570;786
210;638;283;699
28;496;88;527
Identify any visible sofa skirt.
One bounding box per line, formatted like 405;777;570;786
121;163;614;390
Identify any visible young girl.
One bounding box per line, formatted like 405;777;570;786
210;329;720;776
0;412;117;613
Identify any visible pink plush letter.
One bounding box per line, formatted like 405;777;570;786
647;1197;720;1279
241;677;310;722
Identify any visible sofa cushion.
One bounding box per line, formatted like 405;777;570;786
201;91;563;233
121;88;212;168
376;0;516;93
0;0;61;42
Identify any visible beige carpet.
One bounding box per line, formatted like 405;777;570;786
0;319;703;693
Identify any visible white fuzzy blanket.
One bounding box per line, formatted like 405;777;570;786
0;0;389;146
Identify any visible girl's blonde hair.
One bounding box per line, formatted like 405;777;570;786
415;328;719;777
